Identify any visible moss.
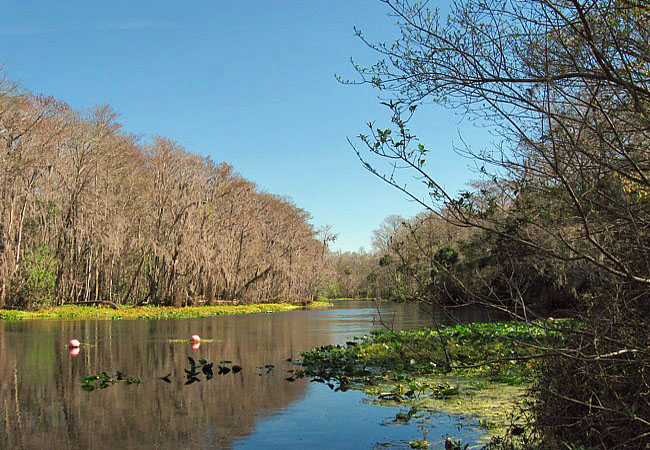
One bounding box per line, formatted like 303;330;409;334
0;301;332;321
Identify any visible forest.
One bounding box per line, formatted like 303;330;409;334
0;75;334;309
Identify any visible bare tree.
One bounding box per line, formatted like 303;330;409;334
0;70;334;310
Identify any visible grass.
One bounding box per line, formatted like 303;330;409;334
0;301;332;321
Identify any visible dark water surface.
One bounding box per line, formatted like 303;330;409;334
0;301;495;449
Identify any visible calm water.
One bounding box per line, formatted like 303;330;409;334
0;301;496;449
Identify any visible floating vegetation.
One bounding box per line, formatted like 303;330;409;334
158;373;172;383
0;301;332;321
167;338;216;344
284;368;304;382
81;371;143;391
394;406;419;424
183;357;241;383
301;320;564;385
81;356;243;391
300;321;563;437
255;364;275;376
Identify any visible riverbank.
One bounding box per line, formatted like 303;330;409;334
0;301;332;321
301;320;564;446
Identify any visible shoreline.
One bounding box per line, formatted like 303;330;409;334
0;301;332;321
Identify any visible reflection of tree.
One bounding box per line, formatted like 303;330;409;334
0;315;324;450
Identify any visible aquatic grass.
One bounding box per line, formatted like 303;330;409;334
0;301;331;321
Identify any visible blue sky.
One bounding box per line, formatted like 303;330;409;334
1;0;483;252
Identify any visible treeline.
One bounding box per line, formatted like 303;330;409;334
0;76;333;308
331;209;579;316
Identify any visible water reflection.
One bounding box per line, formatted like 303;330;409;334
0;301;489;449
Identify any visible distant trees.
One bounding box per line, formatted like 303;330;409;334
326;249;377;298
348;0;650;447
0;73;332;308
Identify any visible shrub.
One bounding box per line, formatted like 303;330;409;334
10;246;58;308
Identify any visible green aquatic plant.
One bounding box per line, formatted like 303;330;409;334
81;371;143;391
394;406;419;423
158;373;172;383
408;439;430;449
302;320;566;385
443;438;468;450
0;301;332;321
300;320;563;439
167;338;216;343
182;357;240;384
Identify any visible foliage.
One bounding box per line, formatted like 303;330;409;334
408;439;430;449
328;249;381;299
80;357;242;392
10;246;58;308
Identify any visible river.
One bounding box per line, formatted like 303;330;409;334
0;300;499;449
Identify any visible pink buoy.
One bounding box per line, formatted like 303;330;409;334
68;339;81;348
191;334;201;343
